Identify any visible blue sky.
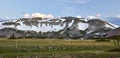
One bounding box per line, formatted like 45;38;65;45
0;0;120;18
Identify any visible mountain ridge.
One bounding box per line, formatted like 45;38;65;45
0;16;119;39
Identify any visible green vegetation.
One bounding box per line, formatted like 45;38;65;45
0;39;119;58
105;36;120;52
107;36;120;46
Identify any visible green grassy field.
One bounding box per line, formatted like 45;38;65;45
0;38;120;58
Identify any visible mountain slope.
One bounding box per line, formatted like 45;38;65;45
107;27;120;37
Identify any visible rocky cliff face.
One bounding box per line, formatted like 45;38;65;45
0;17;119;39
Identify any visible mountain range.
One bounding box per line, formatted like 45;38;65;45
0;16;119;39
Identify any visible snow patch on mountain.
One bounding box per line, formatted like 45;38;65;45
78;23;88;30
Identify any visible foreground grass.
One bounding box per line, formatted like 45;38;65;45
0;39;119;58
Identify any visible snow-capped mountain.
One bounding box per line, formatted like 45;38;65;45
0;16;119;39
0;17;88;32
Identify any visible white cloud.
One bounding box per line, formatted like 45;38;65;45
61;0;92;3
87;16;97;19
32;13;54;19
23;13;54;19
76;15;82;18
96;14;101;17
23;13;30;18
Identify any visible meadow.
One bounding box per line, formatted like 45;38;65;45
0;38;120;58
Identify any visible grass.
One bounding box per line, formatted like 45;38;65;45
0;38;119;58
